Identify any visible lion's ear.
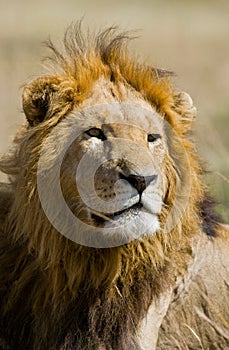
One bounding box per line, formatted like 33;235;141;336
22;76;62;126
173;91;197;133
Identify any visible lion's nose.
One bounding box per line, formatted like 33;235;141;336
120;173;158;194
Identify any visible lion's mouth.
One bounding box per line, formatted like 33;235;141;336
91;203;143;223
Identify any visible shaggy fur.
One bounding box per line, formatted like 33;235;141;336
0;24;228;350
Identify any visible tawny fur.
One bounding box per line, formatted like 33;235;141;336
0;24;228;350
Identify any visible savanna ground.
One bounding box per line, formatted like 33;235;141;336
0;0;228;221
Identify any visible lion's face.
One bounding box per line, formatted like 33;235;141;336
21;72;193;248
71;106;165;225
35;79;171;247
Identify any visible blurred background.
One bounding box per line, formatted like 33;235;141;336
0;0;228;221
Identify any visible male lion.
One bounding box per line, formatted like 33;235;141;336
0;25;228;350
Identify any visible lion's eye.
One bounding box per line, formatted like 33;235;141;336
85;128;106;141
147;133;161;143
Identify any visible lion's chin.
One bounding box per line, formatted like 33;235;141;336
70;209;160;248
90;203;143;223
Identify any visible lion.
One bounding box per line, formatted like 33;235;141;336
0;24;228;350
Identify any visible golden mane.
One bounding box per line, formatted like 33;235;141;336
0;24;227;350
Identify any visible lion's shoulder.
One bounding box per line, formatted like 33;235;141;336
157;227;229;349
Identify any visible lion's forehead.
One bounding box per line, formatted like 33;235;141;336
71;77;164;133
69;102;164;136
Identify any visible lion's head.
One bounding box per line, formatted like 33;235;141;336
16;26;200;250
34;84;172;248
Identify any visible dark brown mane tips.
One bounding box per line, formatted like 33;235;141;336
200;195;223;237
